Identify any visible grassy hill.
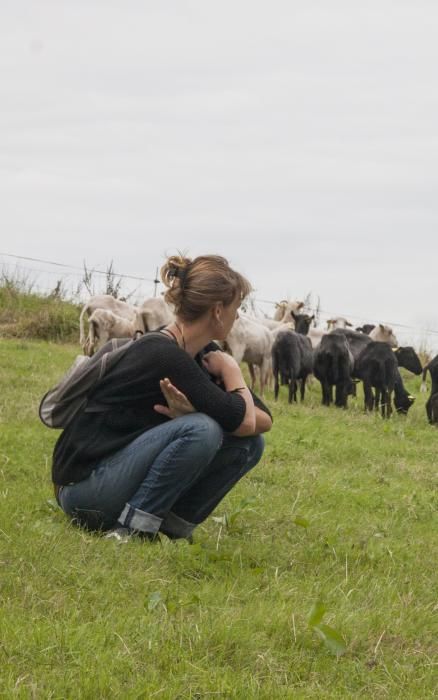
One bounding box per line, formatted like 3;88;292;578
0;280;80;342
0;338;436;698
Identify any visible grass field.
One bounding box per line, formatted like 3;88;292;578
0;338;437;698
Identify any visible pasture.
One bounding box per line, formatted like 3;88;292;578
1;338;437;698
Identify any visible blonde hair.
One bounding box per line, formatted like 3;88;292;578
161;254;252;322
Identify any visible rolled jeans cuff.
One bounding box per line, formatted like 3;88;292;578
119;504;162;534
160;511;196;539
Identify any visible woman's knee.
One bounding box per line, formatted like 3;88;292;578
182;413;223;449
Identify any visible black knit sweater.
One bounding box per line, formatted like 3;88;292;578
52;333;271;485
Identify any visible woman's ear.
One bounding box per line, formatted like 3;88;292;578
211;301;223;324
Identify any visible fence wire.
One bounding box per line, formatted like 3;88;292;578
1;252;437;351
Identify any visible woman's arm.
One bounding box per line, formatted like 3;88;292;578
254;406;273;434
202;351;256;436
153;342;257;434
155;377;271;434
154;346;272;435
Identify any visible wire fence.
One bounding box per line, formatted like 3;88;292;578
1;252;437;353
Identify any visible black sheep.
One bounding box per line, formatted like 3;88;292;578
313;333;354;408
421;354;438;424
271;330;313;403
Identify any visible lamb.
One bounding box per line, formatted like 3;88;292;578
79;294;141;352
84;308;143;356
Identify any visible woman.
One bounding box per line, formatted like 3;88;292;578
52;254;273;542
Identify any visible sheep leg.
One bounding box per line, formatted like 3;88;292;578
335;382;346;408
380;388;389;418
321;380;329;406
375;388;381;412
293;380;298;403
248;363;257;392
363;381;374;411
426;396;432;423
386;389;393;418
274;371;280;401
288;374;295;404
328;384;334;405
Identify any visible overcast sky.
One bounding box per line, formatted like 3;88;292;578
1;1;437;349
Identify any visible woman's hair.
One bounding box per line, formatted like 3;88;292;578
161;254;252;321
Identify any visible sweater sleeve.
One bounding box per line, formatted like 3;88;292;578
159;345;247;433
197;346;272;421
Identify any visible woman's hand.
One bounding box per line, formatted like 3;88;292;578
154;378;196;419
202;350;240;380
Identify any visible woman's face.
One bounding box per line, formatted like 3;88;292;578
215;296;241;339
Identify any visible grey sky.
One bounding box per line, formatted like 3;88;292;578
1;1;437;349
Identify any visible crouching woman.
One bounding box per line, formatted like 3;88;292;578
51;254;272;542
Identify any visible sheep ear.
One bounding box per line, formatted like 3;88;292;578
310;315;315;321
392;347;399;352
297;301;304;309
346;321;352;327
379;323;385;330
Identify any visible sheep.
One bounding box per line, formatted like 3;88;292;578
354;342;417;418
313;333;355;408
369;324;398;346
420;354;438;424
393;379;416;415
326;317;353;331
273;299;305;323
138;296;175;331
331;328;421;411
355;324;375;334
225;315;272;396
427;393;438;424
291;312;315;335
271;329;313;403
79;295;141;352
393;347;422;376
85;308;143;356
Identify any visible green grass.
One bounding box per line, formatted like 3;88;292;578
1;339;437;698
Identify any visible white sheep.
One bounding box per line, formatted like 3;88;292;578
79;294;142;352
84;308;143;356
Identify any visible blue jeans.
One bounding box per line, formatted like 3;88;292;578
59;413;264;538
